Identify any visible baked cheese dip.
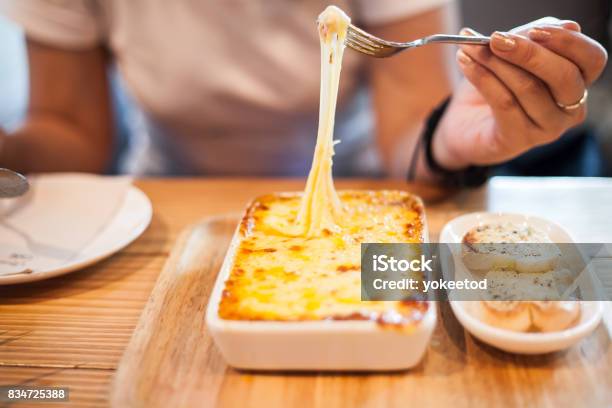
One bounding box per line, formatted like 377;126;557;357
218;6;429;326
218;191;427;323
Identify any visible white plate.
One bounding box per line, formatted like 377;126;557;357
439;212;604;354
0;186;152;285
206;192;437;371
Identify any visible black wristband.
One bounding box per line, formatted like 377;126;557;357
409;97;489;188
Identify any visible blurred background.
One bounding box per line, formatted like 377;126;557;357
1;0;611;176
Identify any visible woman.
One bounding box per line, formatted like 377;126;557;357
0;0;607;185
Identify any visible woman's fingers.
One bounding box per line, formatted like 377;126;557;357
455;50;533;154
488;31;586;110
459;39;565;131
509;17;581;34
447;19;600;167
527;25;608;86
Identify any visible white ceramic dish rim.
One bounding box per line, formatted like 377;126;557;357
450;300;603;345
440;211;604;346
0;186;152;285
206;191;437;333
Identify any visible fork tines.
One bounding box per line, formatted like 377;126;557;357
346;24;395;57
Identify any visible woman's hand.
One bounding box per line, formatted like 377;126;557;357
432;18;608;171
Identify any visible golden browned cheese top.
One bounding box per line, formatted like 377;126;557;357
218;190;428;325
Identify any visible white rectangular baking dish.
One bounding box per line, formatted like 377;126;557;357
205;192;437;371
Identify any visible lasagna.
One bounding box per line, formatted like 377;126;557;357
218;191;428;323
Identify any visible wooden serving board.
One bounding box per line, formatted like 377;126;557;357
110;215;236;408
110;215;612;408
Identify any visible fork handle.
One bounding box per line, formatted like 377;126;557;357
424;34;490;46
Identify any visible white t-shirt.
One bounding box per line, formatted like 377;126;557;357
1;0;450;176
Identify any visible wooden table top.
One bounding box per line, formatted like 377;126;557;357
0;177;610;407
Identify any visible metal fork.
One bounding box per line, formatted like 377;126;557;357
346;24;490;58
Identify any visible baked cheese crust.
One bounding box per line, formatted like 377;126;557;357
218;190;428;325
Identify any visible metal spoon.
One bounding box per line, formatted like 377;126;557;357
0;168;29;198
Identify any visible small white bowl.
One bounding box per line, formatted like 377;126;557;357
450;300;603;354
440;212;604;354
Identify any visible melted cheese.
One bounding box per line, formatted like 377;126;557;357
279;6;349;237
218;191;427;322
217;7;429;326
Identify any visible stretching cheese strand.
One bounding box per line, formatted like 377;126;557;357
264;6;349;237
294;6;349;236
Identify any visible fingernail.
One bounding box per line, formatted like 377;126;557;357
562;20;581;32
457;50;472;65
491;32;516;51
528;28;552;42
461;27;481;36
